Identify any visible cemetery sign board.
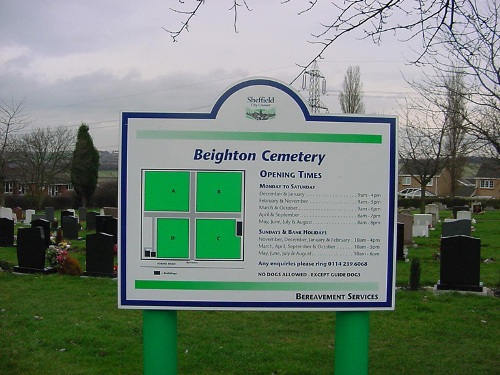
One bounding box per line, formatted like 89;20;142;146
119;78;397;311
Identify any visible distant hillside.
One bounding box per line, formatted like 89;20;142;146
99;151;118;170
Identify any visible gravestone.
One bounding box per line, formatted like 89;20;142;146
457;211;472;220
433;201;446;211
60;210;73;223
436;235;482;292
452;206;469;219
78;207;87;222
442;219;471;237
412;213;432;237
44;207;55;223
86;211;98;230
96;215;117;244
396;223;405;261
31;214;46;221
62;216;79;240
425;204;439;226
472;202;482;213
103;207;118;218
12;207;23;221
397;213;413;245
83;233;115;277
25;209;35;224
32;218;51;248
14;227;55;274
0;207;13;220
0;217;14;247
400;208;412;216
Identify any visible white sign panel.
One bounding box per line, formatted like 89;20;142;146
119;78;397;311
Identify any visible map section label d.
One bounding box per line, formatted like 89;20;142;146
142;169;244;262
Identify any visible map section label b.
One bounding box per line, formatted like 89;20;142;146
142;170;244;261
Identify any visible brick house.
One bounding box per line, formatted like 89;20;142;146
473;159;500;198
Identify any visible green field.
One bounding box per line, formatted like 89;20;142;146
0;210;499;374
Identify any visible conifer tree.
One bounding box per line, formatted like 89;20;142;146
70;124;99;207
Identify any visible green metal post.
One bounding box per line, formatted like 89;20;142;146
334;311;370;375
143;310;178;375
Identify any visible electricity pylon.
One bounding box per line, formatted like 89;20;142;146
301;60;328;113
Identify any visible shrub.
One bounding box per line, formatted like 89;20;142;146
0;259;14;271
92;180;118;208
58;256;82;276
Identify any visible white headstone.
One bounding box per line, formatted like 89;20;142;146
457;211;472;220
25;209;36;224
414;213;433;227
0;207;13;220
412;224;429;237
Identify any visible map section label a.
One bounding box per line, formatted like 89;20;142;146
142;170;245;262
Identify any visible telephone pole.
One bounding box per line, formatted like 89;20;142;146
301;60;328;113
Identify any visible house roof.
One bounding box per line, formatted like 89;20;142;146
476;159;500;179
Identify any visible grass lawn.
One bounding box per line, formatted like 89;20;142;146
0;210;499;374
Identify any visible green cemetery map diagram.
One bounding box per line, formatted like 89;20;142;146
142;170;244;261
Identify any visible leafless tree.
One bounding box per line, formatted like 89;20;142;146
339;65;365;114
9;127;75;209
0;98;31;205
164;1;497;78
439;71;472;198
166;0;499;153
398;97;448;212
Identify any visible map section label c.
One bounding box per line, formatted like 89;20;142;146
142;170;244;262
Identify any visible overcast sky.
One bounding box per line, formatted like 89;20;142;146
0;1;425;150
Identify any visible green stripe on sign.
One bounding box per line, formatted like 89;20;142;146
135;280;378;291
136;131;382;144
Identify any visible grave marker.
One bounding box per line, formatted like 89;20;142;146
442;219;471;237
32;218;51;248
0;217;14;247
436;235;482;292
452;206;469;219
62;216;79;240
0;207;13;220
425;204;439;226
397;213;413;245
83;232;115;277
86;211;98;230
14;227;55;274
25;209;35;224
45;207;55;223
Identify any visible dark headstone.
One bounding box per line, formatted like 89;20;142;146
86;211;98;230
452;206;469;219
396;222;405;261
83;233;115;277
78;207;87;222
0;217;14;247
44;207;55;222
14;227;55;274
31;218;51;248
31;214;46;221
442;219;471;237
95;215;117;244
437;235;482;292
62;216;79;240
60;210;73;223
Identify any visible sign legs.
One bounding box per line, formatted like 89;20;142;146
143;310;178;375
334;311;370;375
